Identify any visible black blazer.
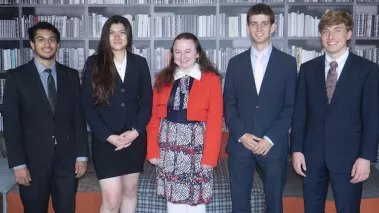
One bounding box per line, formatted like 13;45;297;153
223;47;298;157
3;60;89;178
291;52;379;173
81;52;152;143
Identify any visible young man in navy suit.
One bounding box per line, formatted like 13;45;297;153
3;22;89;213
223;3;297;213
291;10;379;213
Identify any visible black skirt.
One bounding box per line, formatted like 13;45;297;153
91;130;147;180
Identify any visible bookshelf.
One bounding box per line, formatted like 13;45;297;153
0;0;378;111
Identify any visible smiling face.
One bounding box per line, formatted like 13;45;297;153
173;39;199;70
30;29;58;61
109;23;128;52
320;23;352;59
246;14;276;49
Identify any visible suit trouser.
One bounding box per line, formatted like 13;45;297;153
19;146;76;213
228;153;287;213
303;157;362;213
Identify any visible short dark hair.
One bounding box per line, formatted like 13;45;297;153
28;22;61;43
246;3;275;24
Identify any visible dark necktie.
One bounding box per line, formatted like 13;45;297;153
45;69;57;112
326;61;338;104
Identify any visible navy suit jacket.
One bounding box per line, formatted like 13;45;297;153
81;52;152;143
4;60;89;177
291;52;379;173
223;47;297;157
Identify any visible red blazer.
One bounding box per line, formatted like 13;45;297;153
147;72;223;167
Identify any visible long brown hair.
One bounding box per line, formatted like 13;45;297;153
155;32;219;92
91;15;133;105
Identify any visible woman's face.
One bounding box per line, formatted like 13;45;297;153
109;23;128;52
173;39;199;70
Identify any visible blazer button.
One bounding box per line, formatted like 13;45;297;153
256;106;259;109
121;103;125;107
53;116;56;121
120;88;125;92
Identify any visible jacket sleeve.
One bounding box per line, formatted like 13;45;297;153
265;57;297;145
72;69;89;158
202;75;223;167
223;58;248;141
290;64;307;153
146;76;160;160
132;58;152;134
359;63;379;161
3;70;25;168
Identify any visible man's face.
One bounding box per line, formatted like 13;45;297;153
246;14;276;46
30;29;58;61
320;23;352;58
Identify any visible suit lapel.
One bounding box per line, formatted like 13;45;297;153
55;62;66;114
329;52;354;106
27;60;54;114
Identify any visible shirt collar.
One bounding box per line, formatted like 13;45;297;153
174;63;201;81
114;51;127;68
251;43;273;59
34;57;56;75
325;48;349;68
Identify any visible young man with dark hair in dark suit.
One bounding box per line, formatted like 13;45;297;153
223;3;297;213
3;22;89;213
291;10;379;213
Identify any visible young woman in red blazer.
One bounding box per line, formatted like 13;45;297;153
147;32;223;213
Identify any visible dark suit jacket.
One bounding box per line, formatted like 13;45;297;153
3;60;89;178
223;47;297;157
81;52;152;143
291;52;379;173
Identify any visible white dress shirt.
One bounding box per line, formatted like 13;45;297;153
114;51;127;82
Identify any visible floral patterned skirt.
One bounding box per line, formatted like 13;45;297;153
156;119;213;205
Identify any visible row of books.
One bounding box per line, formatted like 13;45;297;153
21;0;83;3
0;0;19;4
355;48;379;64
88;14;150;38
0;114;3;133
154;0;217;3
0;80;4;105
154;14;217;38
288;0;351;2
288;12;321;37
21;15;85;38
355;14;379;38
89;0;148;3
0;49;21;71
220;13;284;38
0;19;19;38
221;0;284;2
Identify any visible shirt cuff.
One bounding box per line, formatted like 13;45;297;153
13;164;27;170
264;136;274;146
76;157;88;162
132;127;140;136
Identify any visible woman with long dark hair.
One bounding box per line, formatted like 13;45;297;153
81;15;152;213
147;32;223;213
